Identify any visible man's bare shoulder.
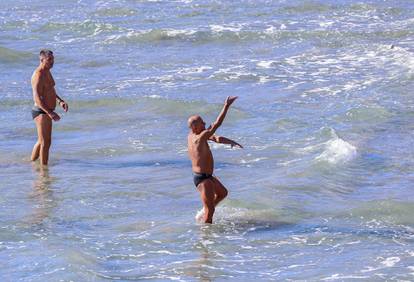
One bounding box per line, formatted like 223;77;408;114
188;133;197;143
32;68;46;81
189;131;208;143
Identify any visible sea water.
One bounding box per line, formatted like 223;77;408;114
1;0;414;280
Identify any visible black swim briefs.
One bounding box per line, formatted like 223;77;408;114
31;106;47;119
193;172;213;187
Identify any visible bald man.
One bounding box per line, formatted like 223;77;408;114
187;96;242;224
31;49;68;166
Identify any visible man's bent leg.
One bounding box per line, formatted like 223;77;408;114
38;115;52;166
197;179;215;224
212;177;228;207
31;141;41;161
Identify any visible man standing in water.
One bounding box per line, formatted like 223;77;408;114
31;49;68;166
187;96;242;224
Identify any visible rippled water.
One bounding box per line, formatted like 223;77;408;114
1;0;414;280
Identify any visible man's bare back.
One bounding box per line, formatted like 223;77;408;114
187;96;242;224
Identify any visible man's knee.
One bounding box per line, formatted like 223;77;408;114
214;180;228;199
216;189;228;202
222;188;228;198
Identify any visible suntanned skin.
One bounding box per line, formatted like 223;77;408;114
187;96;242;224
31;51;68;166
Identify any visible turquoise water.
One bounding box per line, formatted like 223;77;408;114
1;0;414;280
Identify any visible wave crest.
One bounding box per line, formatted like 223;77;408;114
316;132;357;164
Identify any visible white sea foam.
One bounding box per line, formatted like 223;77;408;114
197;207;261;223
211;66;260;82
361;266;382;273
258;76;272;83
210;24;242;33
316;136;357;164
195;208;205;223
381;257;400;267
264;26;277;34
264;24;286;34
145;94;162;99
257;60;276;69
319;21;334;28
240;157;268;164
177;66;212;74
321;274;369;280
165;28;196;37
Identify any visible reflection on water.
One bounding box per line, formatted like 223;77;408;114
28;164;56;226
194;226;216;282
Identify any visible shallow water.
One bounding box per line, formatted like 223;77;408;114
1;0;414;280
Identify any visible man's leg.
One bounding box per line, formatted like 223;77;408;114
212;176;228;206
37;115;52;166
197;179;216;224
31;116;42;161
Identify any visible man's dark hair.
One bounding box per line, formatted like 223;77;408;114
39;49;53;57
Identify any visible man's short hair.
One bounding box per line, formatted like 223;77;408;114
188;115;199;128
39;49;53;57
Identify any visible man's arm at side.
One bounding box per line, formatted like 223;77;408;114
55;94;68;112
199;96;238;140
209;135;243;148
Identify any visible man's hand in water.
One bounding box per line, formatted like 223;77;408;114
225;96;238;107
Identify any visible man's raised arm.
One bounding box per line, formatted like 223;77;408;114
200;96;238;140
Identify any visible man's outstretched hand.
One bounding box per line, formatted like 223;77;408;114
225;96;238;107
230;140;243;149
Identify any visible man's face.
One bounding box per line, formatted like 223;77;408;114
41;55;54;69
195;117;206;132
193;116;206;133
